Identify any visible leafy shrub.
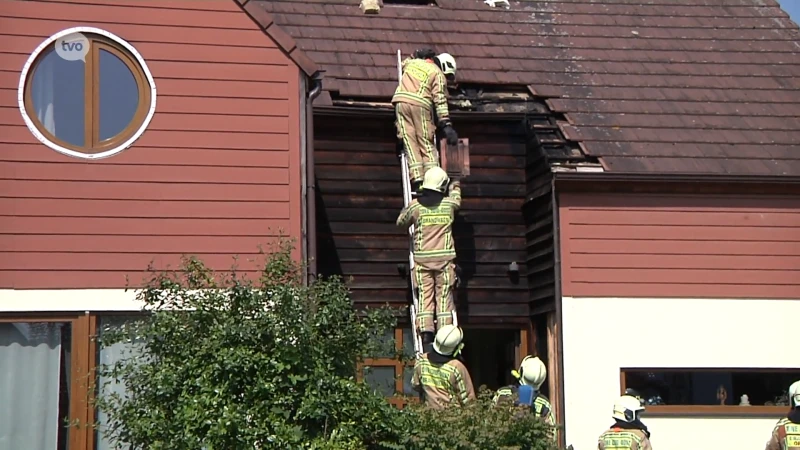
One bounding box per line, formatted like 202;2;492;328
93;239;560;450
393;388;559;450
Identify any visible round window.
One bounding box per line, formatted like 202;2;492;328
18;27;157;160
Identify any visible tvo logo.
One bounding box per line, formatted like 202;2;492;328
55;32;90;62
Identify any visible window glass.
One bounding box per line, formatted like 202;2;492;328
30;50;85;146
363;366;396;397
371;330;396;359
98;49;139;142
0;322;71;450
623;369;800;407
96;316;146;450
403;365;416;395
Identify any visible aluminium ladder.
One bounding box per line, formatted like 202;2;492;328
396;50;458;359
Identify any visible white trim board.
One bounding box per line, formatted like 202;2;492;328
0;289;145;312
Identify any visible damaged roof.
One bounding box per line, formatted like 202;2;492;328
253;0;800;176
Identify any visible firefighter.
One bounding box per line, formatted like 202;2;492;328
493;355;556;426
396;166;461;348
597;394;653;450
392;48;459;194
411;324;476;409
765;380;800;450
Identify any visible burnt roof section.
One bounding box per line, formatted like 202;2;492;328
262;0;800;176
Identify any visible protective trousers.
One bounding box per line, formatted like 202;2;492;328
413;260;456;333
395;102;439;184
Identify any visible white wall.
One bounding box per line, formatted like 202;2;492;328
561;296;797;450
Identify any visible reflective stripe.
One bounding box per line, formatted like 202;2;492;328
782;420;800;449
599;430;643;450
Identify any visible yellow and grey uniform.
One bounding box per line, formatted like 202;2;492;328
598;428;652;450
765;418;800;450
411;352;476;410
392;57;450;184
396;181;462;333
493;385;556;426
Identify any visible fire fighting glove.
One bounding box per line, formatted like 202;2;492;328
442;124;458;146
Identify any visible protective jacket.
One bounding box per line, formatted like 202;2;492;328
598;422;653;450
765;410;800;450
396;181;461;267
411;350;475;410
392;58;450;126
493;385;556;426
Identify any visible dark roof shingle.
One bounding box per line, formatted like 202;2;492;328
257;0;800;176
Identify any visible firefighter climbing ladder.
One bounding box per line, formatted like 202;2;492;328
396;50;457;358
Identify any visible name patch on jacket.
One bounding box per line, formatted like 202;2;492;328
603;437;633;449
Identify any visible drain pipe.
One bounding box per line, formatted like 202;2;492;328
305;75;323;283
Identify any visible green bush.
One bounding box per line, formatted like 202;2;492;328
93;239;559;450
393;388;559;450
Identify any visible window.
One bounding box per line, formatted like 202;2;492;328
359;328;418;408
0;315;96;450
95;316;146;450
360;326;531;407
18;27;156;160
621;368;800;415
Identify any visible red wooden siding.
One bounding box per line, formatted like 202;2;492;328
0;0;303;289
558;192;800;299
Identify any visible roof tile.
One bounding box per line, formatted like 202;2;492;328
263;0;800;176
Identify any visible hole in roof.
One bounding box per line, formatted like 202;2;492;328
383;0;437;6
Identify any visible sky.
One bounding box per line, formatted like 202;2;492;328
775;0;800;24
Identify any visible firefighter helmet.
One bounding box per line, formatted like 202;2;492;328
517;355;547;388
435;53;457;77
612;395;645;423
421;166;450;193
433;324;463;356
790;380;800;408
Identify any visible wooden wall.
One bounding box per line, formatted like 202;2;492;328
0;0;303;289
314;112;530;322
558;192;800;299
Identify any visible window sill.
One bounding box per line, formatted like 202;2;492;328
644;405;789;417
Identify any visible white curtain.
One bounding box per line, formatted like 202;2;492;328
32;54;57;135
0;322;64;450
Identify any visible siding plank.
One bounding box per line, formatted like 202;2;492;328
0;18;278;47
0;199;290;219
0;145;290;168
2;217;292;235
0;162;290;184
0;180;290;201
0;235;285;253
559;192;800;299
0;0;301;289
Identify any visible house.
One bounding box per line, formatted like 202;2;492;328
0;1;320;449
258;0;800;449
1;0;799;449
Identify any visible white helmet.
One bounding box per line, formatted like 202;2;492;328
613;395;645;423
517;355;547;388
435;52;457;77
421;166;450;193
790;380;800;408
433;324;463;356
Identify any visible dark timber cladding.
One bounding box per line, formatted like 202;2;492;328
314;112;529;321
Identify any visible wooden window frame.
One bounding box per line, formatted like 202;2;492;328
20;29;154;158
359;326;531;408
620;367;793;417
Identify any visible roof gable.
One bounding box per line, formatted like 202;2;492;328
235;0;319;77
263;0;800;176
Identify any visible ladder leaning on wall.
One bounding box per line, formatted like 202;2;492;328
396;50;458;359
